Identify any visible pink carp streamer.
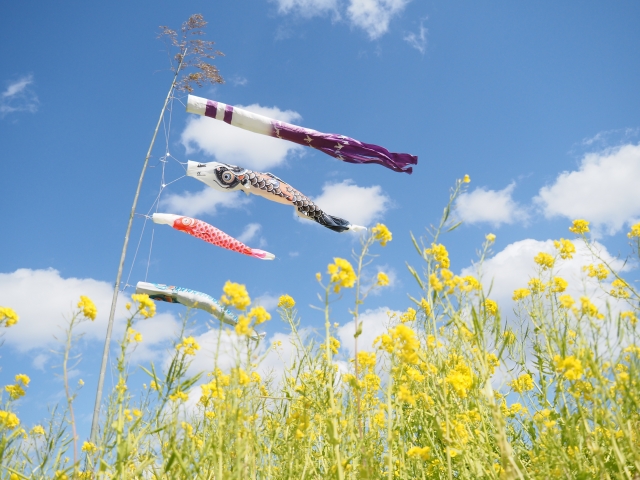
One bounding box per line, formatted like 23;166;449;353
152;213;275;260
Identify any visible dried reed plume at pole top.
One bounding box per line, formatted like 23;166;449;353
158;13;225;91
90;14;224;442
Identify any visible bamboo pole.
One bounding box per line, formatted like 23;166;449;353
90;52;186;442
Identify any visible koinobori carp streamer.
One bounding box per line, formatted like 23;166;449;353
186;95;418;174
187;161;366;234
152;213;275;260
135;281;238;326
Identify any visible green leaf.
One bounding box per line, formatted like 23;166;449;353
406;263;425;289
447;221;463;232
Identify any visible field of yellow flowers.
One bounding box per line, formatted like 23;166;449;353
1;177;639;479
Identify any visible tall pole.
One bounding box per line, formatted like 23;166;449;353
90;52;186;442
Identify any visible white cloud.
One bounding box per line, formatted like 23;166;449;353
253;294;280;312
181;104;304;170
273;0;339;17
230;75;248;87
535;143;640;235
159;187;250;218
456;183;528;227
312;180;390;227
460;238;630;319
1;74;38;117
0;269;181;360
0;268;125;352
347;0;412;39
237;223;262;244
404;18;427;54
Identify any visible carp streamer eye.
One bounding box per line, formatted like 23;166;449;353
222;171;235;183
181;217;194;226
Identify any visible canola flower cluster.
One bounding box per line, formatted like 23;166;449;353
128;293;156;318
220;281;251;311
327;258;357;293
77;296;97;321
0;306;19;327
371;223;392;247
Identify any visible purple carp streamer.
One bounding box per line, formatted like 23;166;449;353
186;95;418;174
187;161;367;233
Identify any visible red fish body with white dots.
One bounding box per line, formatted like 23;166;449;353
152;213;274;260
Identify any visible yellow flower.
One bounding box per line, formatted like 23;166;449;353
127;328;143;343
610;279;630;299
486;353;500;375
484;299;498;317
376;271;390;287
130;293;156;318
553;238;576;259
534;252;555;270
509;403;523;416
327;337;340;354
424;243;450;269
169;390;189;402
235;315;252;336
621;311;638;326
558;294;575;309
429;273;443;292
115;380;127;394
357;351;376;370
509;373;534;393
31;425;45;436
419;298;431;316
150;380;160;391
248;306;271;325
460;275;481;292
176;336;201;355
5;384;26;400
528;278;545;294
371;223;392;246
400;307;417;323
315;272;322;282
512;288;531;301
462;174;471;183
580;296;603;319
569;219;590;234
0;410;20;429
397;384;415;405
485;233;496;243
375;324;419;364
82;441;98;454
0;306;19;327
277;294;295;309
445;361;473;398
551;277;568;293
77;296;97;321
583;263;609;280
554;355;583;380
327;258;357;293
15;374;30;386
628;222;640;238
503;330;516;346
220;281;251;311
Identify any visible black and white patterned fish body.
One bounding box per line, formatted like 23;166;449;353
186;161;365;233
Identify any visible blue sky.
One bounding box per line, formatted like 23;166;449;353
1;0;639;437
